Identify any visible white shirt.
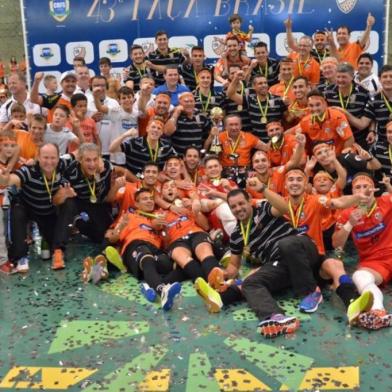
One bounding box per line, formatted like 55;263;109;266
354;72;381;98
87;95;120;156
0;96;41;123
107;106;139;164
44;125;78;155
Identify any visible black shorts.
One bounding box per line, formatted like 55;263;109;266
123;240;172;279
168;231;209;254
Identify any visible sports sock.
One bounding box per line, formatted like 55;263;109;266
352;269;384;310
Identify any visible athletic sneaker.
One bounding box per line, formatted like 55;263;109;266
91;255;109;284
194;277;223;313
16;257;29;273
0;261;15;274
51;249;65;270
219;249;231;268
347;291;374;326
258;314;300;338
207;267;226;292
161;282;181;311
82;256;94;283
357;309;392;330
299;287;323;313
104;246;126;273
140;282;157;302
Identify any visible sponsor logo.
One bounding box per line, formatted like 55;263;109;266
106;43;121;56
354;222;385;239
336;0;357;14
73;46;86;59
49;0;70;23
40;47;54;59
297;224;309;235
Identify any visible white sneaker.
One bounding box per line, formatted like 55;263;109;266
16;257;29;273
161;282;181;311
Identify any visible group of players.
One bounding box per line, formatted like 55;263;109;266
0;11;392;338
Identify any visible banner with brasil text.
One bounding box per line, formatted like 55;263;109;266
22;0;387;84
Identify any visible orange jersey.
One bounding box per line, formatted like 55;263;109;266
299;108;353;155
47;97;72;123
197;178;237;200
289;52;320;85
219;131;259;167
119;210;162;254
285;100;310;128
319;186;341;231
269;81;296;103
267;133;298;167
338;42;363;69
336;195;392;264
284;194;330;255
246;165;287;201
164;210;204;245
15;129;39;160
115;181;160;217
138;107;169;137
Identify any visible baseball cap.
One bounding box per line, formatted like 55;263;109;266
60;71;77;83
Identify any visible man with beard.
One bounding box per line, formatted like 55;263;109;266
124;45;165;92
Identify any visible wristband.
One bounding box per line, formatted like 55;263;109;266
343;221;353;232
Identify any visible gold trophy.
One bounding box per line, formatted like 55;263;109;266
209;107;224;155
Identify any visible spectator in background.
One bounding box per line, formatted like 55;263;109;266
99;57;121;100
9;56;18;74
0;72;40;126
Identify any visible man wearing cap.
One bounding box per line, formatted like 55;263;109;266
30;71;77;123
333;172;392;330
0;72;40;126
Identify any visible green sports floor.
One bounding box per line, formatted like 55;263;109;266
1;239;391;392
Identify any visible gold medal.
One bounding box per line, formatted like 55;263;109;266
174;199;183;207
237;105;243;111
260;116;267;124
212;178;221;186
90;195;97;203
271;136;279;145
243;245;250;258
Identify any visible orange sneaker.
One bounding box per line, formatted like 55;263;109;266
51;249;65;270
207;267;227;293
258;314;300;339
82;256;93;283
357;309;392;330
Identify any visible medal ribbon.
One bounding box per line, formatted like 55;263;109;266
256;95;269;119
258;62;268;79
316;50;327;63
137;210;157;219
228;132;241;154
297;56;311;76
42;170;56;202
147;140;159;162
382;93;392;116
199;90;211;113
283;77;294;98
288;197;305;228
366;200;377;218
85;176;96;201
338;84;353;109
240;211;253;246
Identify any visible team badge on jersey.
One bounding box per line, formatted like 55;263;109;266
49;0;70;23
336;0;357;14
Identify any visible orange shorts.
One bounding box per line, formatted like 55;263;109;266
359;259;392;284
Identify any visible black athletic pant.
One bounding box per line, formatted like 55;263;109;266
54;198;113;249
241;234;321;320
8;202;58;261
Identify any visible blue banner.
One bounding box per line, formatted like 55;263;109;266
22;0;386;81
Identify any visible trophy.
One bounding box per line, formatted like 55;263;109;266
209;107;224;155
